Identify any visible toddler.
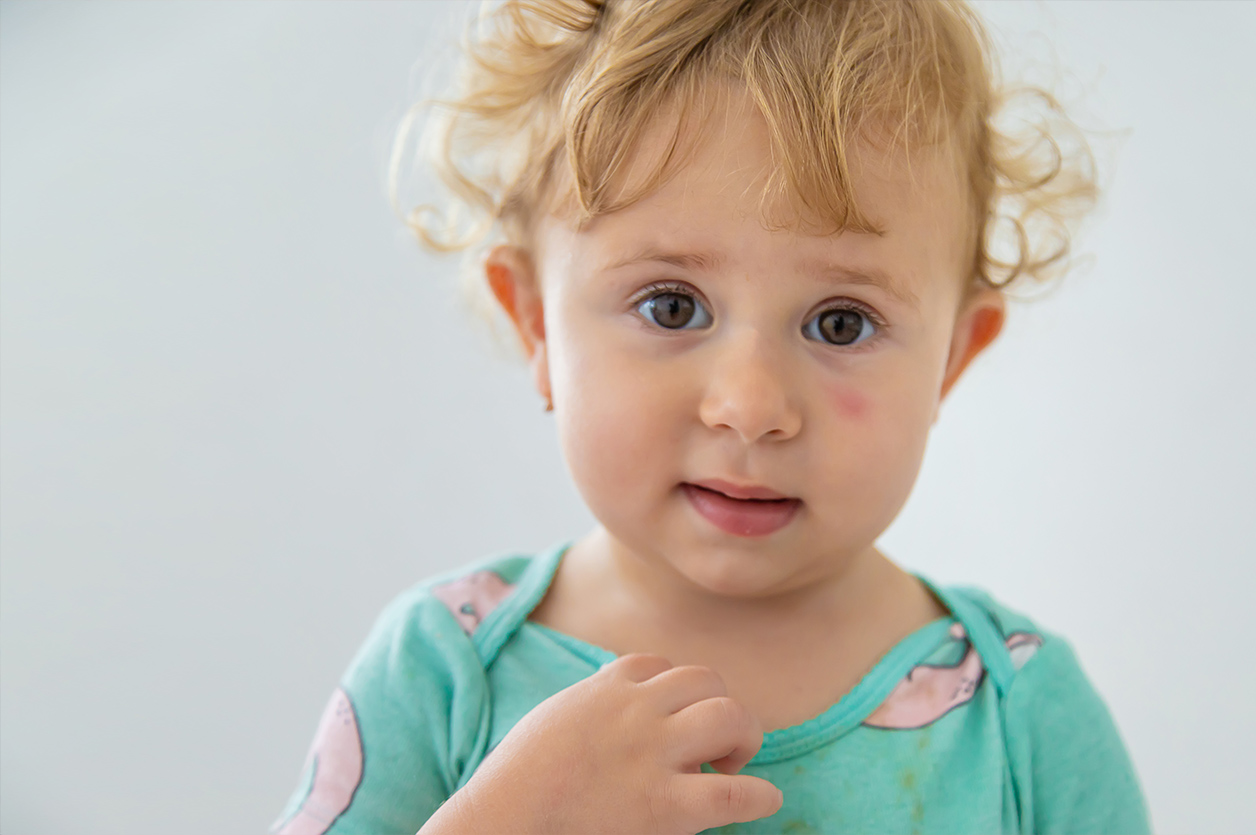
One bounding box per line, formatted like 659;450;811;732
273;1;1149;832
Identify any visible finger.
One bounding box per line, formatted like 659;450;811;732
668;696;764;774
602;652;674;683
640;664;728;714
665;772;784;832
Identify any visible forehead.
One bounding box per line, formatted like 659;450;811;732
540;87;971;302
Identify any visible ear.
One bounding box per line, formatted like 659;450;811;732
937;286;1005;407
485;244;551;407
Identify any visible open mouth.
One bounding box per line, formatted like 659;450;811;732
680;483;802;537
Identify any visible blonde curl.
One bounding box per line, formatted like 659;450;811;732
391;0;1098;314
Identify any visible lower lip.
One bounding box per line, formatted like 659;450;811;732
681;484;802;537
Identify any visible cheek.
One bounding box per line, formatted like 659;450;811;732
551;332;680;497
827;383;871;420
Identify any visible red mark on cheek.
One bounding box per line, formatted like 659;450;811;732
829;385;870;420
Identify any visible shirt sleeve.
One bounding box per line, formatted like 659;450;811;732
1002;636;1151;835
271;588;492;835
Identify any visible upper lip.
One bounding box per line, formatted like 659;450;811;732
687;479;795;501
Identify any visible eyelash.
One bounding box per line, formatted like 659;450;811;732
629;280;699;305
628;280;886;349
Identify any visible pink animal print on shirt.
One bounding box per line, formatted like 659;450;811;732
863;623;1043;729
272;688;364;835
431;569;517;635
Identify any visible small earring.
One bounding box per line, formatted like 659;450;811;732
543;393;553;413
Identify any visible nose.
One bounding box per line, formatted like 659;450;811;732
697;329;803;444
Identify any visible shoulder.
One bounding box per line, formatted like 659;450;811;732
943;584;1045;642
941;585;1151;833
940;584;1100;697
940;583;1123;711
337;547;564;801
422;552;537;642
271;549;564;835
937;584;1113;724
351;545;565;677
924;581;1054;696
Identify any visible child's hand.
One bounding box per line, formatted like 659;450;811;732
424;653;784;835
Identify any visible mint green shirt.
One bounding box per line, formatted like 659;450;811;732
272;544;1150;834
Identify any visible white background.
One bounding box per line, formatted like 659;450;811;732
2;2;1253;832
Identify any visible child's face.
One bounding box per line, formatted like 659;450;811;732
489;88;1003;600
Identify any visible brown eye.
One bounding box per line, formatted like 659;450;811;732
638;291;710;330
808;308;874;346
648;293;694;328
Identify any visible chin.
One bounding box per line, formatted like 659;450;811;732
671;546;797;599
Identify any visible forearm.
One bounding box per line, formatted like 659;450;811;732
418;777;555;835
419;787;481;835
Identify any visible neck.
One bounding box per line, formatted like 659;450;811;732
573;526;906;643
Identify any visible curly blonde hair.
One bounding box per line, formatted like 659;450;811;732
392;0;1096;311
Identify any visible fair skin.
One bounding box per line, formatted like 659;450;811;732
421;87;1004;835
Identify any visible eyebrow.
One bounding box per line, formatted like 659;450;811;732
798;259;921;308
605;246;723;274
604;246;920;308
